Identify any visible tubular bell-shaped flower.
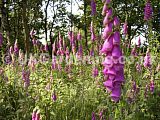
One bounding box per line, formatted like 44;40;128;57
101;0;125;102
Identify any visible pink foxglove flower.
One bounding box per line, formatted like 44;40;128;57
101;1;124;102
150;80;154;93
91;0;96;16
144;0;153;21
52;92;57;101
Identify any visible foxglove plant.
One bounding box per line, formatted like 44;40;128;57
101;1;125;102
22;69;30;88
51;91;57;101
144;0;153;21
150;80;154;93
91;0;96;16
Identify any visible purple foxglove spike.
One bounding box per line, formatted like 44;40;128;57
92;67;99;77
91;0;96;16
113;31;120;45
112;46;122;58
92;112;96;120
14;40;19;54
137;37;141;47
32;110;36;120
144;0;153;21
123;22;128;35
111;86;121;102
150;80;154;93
101;35;113;53
0;33;3;47
102;4;109;16
77;30;82;40
52;92;57;101
113;16;120;28
102;22;113;39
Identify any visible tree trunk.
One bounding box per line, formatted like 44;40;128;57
22;0;30;54
44;0;50;42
